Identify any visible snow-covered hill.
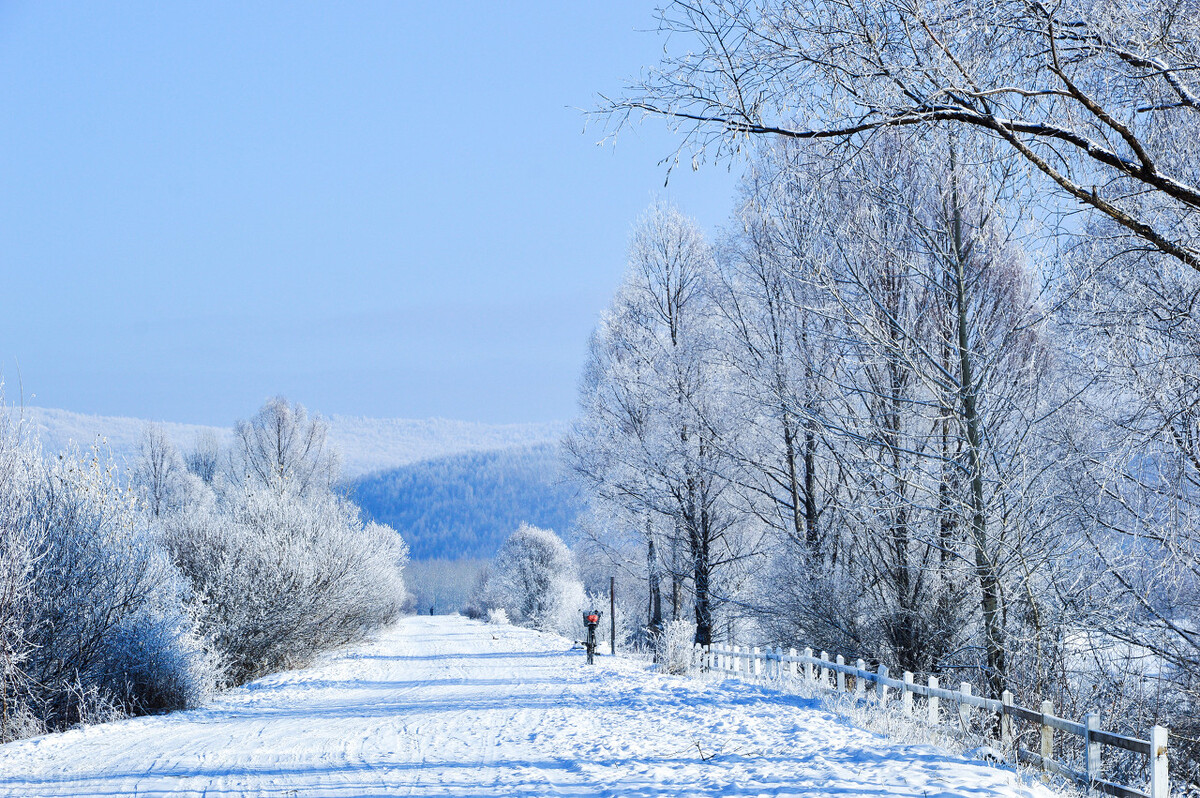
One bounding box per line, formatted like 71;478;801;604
349;443;583;560
0;615;1061;798
20;406;567;479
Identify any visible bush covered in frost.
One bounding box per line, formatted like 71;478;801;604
163;483;409;684
0;404;215;741
655;618;697;675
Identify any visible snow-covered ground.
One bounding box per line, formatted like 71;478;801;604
0;616;1060;798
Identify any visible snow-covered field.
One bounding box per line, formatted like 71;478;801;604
0;616;1060;798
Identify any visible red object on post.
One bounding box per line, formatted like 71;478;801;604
587;614;599;624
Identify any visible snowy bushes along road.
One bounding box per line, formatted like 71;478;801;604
0;615;1063;798
155;397;411;686
0;397;409;740
162;484;409;685
0;410;213;739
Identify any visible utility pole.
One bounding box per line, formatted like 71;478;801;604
610;576;616;655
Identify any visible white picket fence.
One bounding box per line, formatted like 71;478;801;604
692;643;1170;798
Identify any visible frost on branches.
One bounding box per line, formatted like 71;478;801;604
0;396;411;743
0;402;212;741
469;523;584;637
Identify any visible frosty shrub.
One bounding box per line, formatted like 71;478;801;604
486;607;509;625
163;483;409;685
19;446;215;732
656;618;697;675
0;405;38;741
480;523;584;636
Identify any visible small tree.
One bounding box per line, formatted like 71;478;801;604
185;430;221;485
232;397;339;496
132;423;192;518
484;524;583;635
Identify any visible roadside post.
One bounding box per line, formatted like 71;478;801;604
609;576;616;655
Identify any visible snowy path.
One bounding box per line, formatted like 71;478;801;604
0;616;1058;797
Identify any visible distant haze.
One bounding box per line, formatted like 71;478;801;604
24;405;567;480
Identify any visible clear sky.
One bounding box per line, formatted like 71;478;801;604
0;2;739;425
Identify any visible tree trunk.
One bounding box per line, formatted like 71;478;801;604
950;169;1006;699
647;526;662;639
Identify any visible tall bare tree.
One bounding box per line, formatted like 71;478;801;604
567;203;745;646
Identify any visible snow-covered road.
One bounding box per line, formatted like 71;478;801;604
0;616;1058;797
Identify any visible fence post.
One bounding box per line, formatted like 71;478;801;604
877;664;889;707
773;647;781;679
1001;690;1014;758
836;655;846;692
789;648;798;678
959;683;972;732
1039;699;1053;772
819;651;829;686
752;647;762;677
855;659;866;699
902;672;914;716
803;648;814;681
1149;725;1169;798
1085;712;1100;793
734;645;742;674
928;675;939;724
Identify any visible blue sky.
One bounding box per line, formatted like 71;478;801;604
0;2;738;425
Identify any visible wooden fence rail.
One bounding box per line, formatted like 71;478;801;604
692;643;1170;798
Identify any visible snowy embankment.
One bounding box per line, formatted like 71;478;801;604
0;616;1060;798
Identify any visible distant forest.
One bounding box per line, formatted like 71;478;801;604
347;444;582;560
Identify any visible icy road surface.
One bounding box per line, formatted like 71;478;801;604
0;615;1058;797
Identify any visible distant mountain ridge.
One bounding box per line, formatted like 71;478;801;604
347;443;583;560
21;406;567;479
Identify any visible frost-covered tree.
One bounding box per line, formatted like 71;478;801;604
603;0;1200;272
132;423;194;518
185;430;222;485
232;397;339;496
568;203;750;646
743;133;1059;695
478;523;584;636
1057;226;1200;777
